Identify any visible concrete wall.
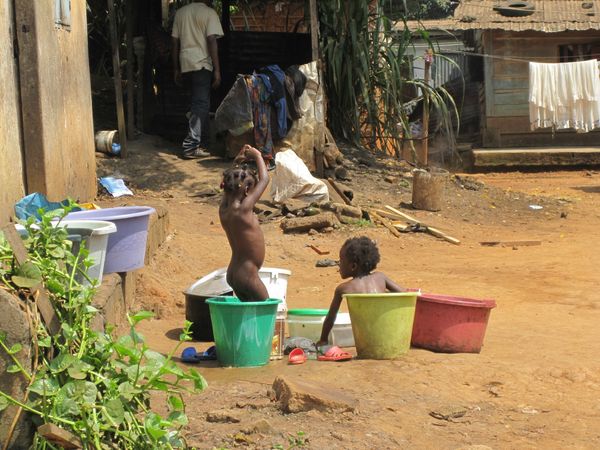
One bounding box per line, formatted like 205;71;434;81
0;0;26;224
15;0;96;202
482;30;600;147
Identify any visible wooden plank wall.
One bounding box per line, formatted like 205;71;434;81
482;30;600;147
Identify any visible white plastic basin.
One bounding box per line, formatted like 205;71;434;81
56;220;117;285
185;267;291;313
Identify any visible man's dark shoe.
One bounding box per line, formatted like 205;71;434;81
181;148;210;159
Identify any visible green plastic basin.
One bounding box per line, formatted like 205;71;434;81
206;296;281;367
345;293;418;359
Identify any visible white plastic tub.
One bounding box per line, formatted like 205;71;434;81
287;310;354;345
184;267;291;313
286;309;327;342
14;220;116;286
54;220;117;285
328;312;355;347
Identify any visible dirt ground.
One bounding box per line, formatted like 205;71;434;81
97;135;600;449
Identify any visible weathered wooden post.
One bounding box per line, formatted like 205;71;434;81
412;168;449;212
107;0;128;157
419;49;433;167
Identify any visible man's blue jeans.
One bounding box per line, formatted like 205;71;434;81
183;69;212;150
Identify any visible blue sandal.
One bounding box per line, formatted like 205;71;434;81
181;345;217;363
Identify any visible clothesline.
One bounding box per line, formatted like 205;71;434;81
429;48;600;64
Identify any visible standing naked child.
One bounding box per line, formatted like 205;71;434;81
219;145;270;301
317;236;406;347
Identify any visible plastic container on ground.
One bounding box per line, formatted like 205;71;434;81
95;130;119;154
345;293;418;359
65;206;155;273
206;296;281;367
286;308;328;342
411;293;496;353
13;221;116;286
55;220;117;285
184;267;291;341
271;313;286;360
328;312;355;347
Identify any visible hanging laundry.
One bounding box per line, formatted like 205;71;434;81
245;75;273;160
258;65;288;139
529;59;600;132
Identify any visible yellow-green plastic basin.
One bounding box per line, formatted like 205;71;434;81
345;292;418;359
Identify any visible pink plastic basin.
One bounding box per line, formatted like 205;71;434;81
411;294;496;353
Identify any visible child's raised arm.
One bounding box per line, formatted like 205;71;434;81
237;145;269;206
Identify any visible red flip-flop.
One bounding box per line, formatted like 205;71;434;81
317;346;352;362
288;348;307;365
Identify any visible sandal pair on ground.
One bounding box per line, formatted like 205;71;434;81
181;345;217;362
288;346;352;365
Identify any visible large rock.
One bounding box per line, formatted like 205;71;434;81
272;376;358;414
0;290;34;450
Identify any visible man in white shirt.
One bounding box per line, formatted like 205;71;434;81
171;0;224;159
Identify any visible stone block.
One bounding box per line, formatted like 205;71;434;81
272;376;358;414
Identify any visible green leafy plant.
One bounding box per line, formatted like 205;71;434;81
0;203;206;449
319;0;459;162
271;431;308;450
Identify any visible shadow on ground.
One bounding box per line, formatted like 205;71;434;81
96;134;231;194
572;185;600;193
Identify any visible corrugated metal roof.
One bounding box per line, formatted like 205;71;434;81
401;1;600;33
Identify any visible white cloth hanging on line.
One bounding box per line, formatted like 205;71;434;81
529;59;600;132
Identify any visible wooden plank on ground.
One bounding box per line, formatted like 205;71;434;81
392;223;409;232
2;225;61;335
374;209;405;221
370;211;402;238
38;424;82;450
480;240;541;247
381;206;460;245
327;178;352;205
426;226;461;245
384;205;420;224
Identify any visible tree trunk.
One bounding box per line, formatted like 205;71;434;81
280;212;339;233
411;168;448;211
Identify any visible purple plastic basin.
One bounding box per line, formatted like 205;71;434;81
66;206;155;273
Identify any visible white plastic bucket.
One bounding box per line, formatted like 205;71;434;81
55;220;117;285
185;267;291;313
258;268;291;312
14;220;116;286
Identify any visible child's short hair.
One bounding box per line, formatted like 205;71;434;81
222;165;257;193
342;236;380;274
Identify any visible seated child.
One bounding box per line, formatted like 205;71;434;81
317;236;406;346
219;145;270;301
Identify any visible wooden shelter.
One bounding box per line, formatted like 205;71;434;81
411;0;600;165
118;0;319;142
